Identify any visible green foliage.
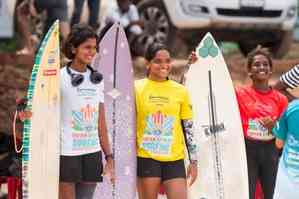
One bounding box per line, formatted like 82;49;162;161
0;38;17;52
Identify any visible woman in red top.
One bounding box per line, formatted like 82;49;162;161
236;46;288;199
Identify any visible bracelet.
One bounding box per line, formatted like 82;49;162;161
105;154;114;161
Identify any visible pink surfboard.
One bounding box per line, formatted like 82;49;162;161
93;23;137;199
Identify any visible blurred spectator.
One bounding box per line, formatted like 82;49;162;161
0;133;13;177
15;0;36;54
34;0;70;43
0;132;20;178
71;0;101;31
274;64;299;101
105;0;144;56
272;99;299;199
15;0;70;54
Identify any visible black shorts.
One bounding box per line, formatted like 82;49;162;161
60;151;103;183
137;157;186;182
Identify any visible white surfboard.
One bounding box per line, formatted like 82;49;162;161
22;21;60;199
185;33;249;199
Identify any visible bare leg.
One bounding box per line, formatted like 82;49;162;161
59;21;70;46
71;0;85;27
59;182;75;199
137;177;161;199
75;183;97;199
163;178;187;199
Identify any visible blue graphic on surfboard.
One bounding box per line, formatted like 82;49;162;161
92;23;136;199
185;33;249;199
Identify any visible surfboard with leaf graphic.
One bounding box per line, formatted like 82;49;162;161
185;33;249;199
22;21;60;199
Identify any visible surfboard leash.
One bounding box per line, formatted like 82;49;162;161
13;110;23;153
12;98;29;153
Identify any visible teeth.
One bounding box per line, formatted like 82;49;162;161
259;71;266;74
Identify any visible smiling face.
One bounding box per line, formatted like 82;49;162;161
147;49;172;81
73;38;97;66
249;54;272;81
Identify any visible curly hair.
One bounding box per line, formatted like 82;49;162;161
63;24;98;59
247;45;273;70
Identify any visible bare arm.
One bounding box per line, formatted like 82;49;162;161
180;51;197;84
128;20;144;28
273;80;296;101
275;138;285;149
98;103;115;183
98;103;112;157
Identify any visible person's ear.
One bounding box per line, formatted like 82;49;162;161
145;60;151;76
247;68;253;77
71;45;76;55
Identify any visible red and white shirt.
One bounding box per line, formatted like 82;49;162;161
236;86;288;141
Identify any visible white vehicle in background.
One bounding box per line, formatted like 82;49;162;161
137;0;298;57
0;0;14;38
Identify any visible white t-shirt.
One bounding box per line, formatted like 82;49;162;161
105;4;142;35
60;67;104;156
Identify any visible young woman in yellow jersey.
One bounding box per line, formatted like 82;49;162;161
135;43;198;199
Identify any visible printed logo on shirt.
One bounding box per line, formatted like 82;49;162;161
247;118;274;141
77;88;97;97
149;95;169;105
141;111;174;156
71;104;99;151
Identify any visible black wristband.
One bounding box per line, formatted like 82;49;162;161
105;154;114;161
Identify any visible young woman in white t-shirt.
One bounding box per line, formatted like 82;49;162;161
18;24;115;199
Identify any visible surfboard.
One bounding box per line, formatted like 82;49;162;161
93;23;136;199
185;33;249;199
22;21;60;199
